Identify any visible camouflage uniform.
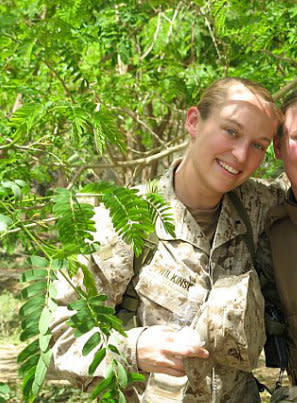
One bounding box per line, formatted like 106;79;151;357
48;162;283;402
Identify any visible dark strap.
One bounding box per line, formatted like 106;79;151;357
229;190;256;267
254;375;272;395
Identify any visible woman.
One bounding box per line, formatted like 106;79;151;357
48;77;283;402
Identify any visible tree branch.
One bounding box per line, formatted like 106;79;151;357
67;140;188;189
43;59;75;102
111;106;168;147
273;76;297;100
140;11;162;61
1;217;56;237
199;6;222;61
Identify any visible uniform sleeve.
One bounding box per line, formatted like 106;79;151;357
47;205;146;390
255;230;281;307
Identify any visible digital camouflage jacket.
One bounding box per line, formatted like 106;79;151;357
48;162;283;402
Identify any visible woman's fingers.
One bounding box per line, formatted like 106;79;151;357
137;325;209;375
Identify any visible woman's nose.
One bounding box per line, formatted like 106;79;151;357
232;142;249;163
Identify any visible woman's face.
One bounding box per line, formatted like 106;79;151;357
185;84;277;202
274;104;297;198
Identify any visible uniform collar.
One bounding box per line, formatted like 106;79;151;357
155;160;247;253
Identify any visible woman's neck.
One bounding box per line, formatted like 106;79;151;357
174;159;222;210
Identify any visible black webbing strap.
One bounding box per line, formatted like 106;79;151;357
229;190;256;267
254;376;273;395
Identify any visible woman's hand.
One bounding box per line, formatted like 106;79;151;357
136;325;209;377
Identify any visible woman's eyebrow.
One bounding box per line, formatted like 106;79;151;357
223;118;243;129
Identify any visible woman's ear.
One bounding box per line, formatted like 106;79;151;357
185;107;200;139
273;135;282;160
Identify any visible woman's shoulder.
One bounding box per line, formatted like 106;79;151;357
235;177;285;207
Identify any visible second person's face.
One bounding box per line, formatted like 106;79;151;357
274;104;297;198
186;86;277;202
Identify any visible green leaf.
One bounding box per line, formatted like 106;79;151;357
48;282;57;299
39;306;52;335
21;365;36;398
88;295;108;304
17;340;39;363
39;332;52;352
90;374;114;400
52;188;95;251
92;304;114;315
0;214;12;233
88;348;106;376
67;307;91;323
128;372;145;383
67;317;95;335
21;281;47;299
81;263;97;297
67;298;88;311
97;313;126;336
19;295;44;317
82;332;101;356
21;309;42;329
107;344;120;355
31;350;52;396
115;361;128;389
15;179;27;187
19;354;39;377
21;269;48;282
20;325;39;341
30;256;49;268
1;180;22;200
118;390;127;403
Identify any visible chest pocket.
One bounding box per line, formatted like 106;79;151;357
135;241;210;322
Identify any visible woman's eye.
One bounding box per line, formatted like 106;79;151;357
225;128;237;136
253;143;265;151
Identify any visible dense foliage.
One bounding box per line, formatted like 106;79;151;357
1;0;297;401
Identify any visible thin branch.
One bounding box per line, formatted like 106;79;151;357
2;217;56;236
112;106;168;147
140;11;162;61
43;59;75;102
158;3;182;72
165;3;181;45
67;140;188;189
199;6;222;61
10;93;23;116
273;77;297;101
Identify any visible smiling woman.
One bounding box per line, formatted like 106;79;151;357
174;78;281;209
48;77;284;403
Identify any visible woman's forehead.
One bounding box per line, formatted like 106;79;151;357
226;83;265;105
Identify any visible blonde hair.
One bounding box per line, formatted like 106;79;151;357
197;77;282;129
